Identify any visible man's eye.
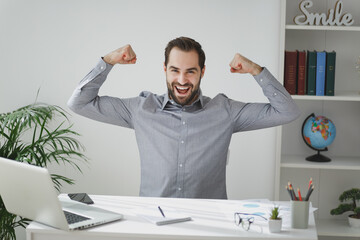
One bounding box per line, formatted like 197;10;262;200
171;69;178;72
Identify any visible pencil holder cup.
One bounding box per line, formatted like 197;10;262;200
291;200;309;229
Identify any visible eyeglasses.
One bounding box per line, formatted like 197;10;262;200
234;212;267;231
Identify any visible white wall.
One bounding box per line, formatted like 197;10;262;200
0;0;281;202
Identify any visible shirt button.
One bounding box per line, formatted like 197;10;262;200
182;121;186;125
274;92;277;96
260;78;263;82
179;164;183;167
178;187;182;191
100;66;104;70
181;140;184;144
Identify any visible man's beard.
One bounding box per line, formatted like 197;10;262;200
167;78;201;106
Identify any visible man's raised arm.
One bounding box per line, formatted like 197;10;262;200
67;45;139;128
228;53;301;132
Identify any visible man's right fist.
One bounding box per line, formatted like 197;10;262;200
103;44;137;65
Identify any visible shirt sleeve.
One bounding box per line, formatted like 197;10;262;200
230;67;301;133
67;58;139;129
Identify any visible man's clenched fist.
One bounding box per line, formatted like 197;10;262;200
229;53;262;76
103;44;137;65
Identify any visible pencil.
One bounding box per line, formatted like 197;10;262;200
308;178;313;190
288;182;297;201
297;188;302;201
305;185;314;201
286;186;294;200
290;185;297;201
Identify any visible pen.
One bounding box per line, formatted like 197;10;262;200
158;206;166;218
308;178;313;190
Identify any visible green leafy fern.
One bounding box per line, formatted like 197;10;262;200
0;103;88;239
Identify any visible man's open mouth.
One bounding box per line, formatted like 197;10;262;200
175;86;190;95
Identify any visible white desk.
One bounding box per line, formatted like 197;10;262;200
26;195;318;240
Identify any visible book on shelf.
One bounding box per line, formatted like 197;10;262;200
306;50;317;95
325;51;336;96
284;50;336;96
284;50;297;95
315;51;326;96
297;50;306;95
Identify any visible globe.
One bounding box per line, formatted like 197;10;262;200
301;113;336;162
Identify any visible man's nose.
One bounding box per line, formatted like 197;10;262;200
178;72;187;85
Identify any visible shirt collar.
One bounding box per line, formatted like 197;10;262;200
161;89;204;110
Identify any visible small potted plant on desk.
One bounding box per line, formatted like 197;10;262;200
268;206;282;233
330;188;360;228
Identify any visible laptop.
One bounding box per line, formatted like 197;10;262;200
0;156;123;230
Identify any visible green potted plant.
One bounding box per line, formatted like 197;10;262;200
330;188;360;228
0;102;87;239
268;206;282;233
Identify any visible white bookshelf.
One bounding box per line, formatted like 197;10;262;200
286;25;360;31
316;219;360;237
275;0;360;238
292;91;360;101
281;155;360;170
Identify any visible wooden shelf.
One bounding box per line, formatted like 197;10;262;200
281;155;360;170
286;25;360;32
316;219;360;237
291;91;360;101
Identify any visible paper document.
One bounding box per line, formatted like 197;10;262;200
137;206;192;225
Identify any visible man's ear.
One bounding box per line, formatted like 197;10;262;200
163;62;167;73
201;65;206;78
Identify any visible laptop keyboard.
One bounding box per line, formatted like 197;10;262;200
64;210;90;224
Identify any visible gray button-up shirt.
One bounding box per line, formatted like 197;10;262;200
68;58;300;199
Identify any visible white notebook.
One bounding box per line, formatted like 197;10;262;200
137;206;192;226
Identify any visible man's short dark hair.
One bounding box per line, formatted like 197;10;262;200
164;37;206;70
